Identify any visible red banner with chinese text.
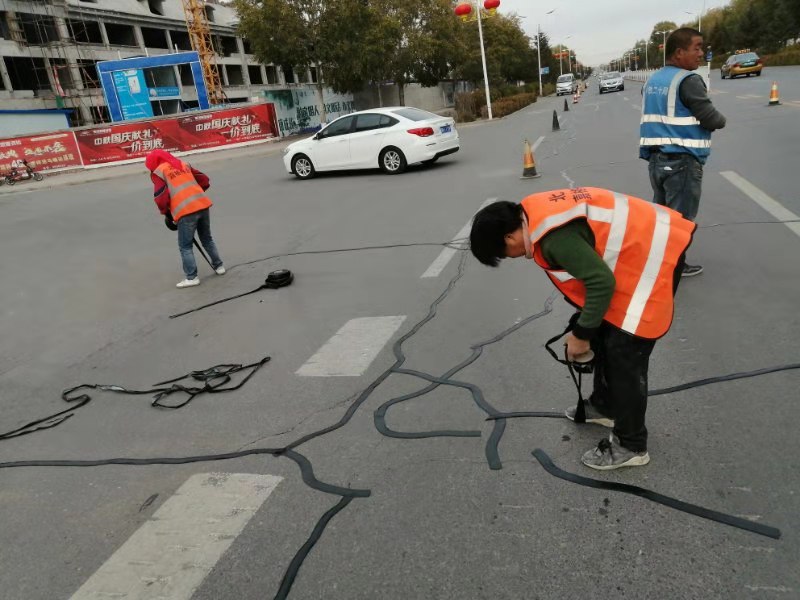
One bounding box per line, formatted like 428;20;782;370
0;132;82;174
74;103;278;166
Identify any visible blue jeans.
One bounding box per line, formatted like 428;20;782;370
177;208;223;279
647;152;703;222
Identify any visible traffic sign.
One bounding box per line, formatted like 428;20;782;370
540;66;550;75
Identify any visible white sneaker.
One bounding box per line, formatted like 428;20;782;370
176;278;200;288
215;266;226;275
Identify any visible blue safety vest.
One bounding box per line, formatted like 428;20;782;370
639;66;711;164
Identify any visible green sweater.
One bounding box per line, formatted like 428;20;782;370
538;219;615;339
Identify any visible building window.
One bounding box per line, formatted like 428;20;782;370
141;27;169;49
310;67;318;83
265;66;277;84
4;57;50;91
19;13;60;44
170;30;192;51
67;20;103;44
226;65;244;86
148;0;165;16
105;23;137;47
77;60;101;88
248;65;263;85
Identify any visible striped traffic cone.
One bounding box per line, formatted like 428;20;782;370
552;110;560;132
573;91;578;104
520;139;541;179
768;81;781;106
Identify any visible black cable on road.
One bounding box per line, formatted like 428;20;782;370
273;496;354;600
532;449;781;540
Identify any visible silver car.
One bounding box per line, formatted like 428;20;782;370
599;71;624;93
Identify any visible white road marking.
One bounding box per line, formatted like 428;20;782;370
296;316;406;376
421;198;494;277
70;473;282;600
420;140;544;279
720;171;800;238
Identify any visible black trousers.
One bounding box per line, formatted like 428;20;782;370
589;326;655;452
585;256;685;453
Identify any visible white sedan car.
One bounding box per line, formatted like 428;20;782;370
282;107;459;179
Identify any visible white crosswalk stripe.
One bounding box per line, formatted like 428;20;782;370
70;473;282;600
296;316;406;376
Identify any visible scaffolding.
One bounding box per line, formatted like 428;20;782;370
181;0;225;104
7;0;108;125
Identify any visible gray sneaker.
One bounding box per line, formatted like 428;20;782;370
565;402;614;428
581;434;650;471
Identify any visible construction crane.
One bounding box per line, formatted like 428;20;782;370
181;0;226;104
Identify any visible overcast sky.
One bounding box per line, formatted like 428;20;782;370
498;0;729;65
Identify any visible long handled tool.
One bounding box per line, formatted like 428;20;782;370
193;237;213;268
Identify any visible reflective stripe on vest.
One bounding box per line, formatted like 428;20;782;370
153;161;212;221
639;66;712;162
522;187;696;339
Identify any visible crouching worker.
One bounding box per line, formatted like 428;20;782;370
145;149;225;288
469;187;695;470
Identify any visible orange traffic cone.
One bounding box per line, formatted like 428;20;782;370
768;81;781;106
521;139;541;179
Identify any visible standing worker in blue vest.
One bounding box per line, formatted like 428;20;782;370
146;149;226;288
640;27;726;277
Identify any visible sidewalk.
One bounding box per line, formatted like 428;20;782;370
0;135;301;195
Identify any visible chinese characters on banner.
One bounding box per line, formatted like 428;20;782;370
0;104;279;172
0;132;82;173
75;103;278;166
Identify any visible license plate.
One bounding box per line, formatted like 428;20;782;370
440;124;451;134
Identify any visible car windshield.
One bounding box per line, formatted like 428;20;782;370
602;72;620;79
735;53;758;61
391;107;439;121
557;75;573;83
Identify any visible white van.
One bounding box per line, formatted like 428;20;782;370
556;73;578;96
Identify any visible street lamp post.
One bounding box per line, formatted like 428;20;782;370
656;30;671;66
454;1;499;120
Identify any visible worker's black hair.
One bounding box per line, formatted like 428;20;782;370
666;27;702;59
469;201;524;267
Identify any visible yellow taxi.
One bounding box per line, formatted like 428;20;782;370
721;50;763;79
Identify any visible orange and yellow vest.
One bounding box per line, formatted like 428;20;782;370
522;187;696;339
153;160;212;222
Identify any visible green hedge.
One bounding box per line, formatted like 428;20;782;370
479;93;538;119
455;86;539;122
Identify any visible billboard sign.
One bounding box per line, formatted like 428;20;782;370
113;69;153;120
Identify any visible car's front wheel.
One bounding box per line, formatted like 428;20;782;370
291;154;315;180
379;147;407;174
620;84;625;91
720;71;726;79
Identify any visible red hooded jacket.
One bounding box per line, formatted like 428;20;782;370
145;149;210;216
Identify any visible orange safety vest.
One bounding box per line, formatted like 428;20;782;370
522;187;696;339
153;160;212;222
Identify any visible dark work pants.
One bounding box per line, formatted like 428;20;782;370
587;257;685;453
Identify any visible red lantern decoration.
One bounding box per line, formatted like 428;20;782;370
454;2;472;20
484;0;500;10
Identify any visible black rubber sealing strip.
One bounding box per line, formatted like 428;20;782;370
532;448;781;540
282;450;370;498
273;496;354;600
485;411;564;421
649;363;800;396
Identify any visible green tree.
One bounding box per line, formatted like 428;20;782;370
366;0;464;106
233;0;370;122
454;13;537;86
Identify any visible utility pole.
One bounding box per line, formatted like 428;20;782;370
536;25;542;98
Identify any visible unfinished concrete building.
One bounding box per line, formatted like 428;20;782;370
0;0;310;127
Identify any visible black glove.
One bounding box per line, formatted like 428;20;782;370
164;215;178;231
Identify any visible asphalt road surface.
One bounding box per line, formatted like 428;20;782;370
1;67;799;600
